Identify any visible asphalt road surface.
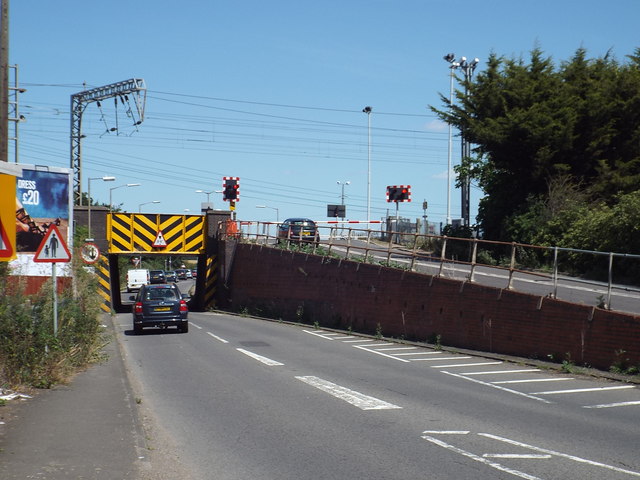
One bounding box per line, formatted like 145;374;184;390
113;311;640;480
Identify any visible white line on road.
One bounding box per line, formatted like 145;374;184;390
295;376;402;410
189;322;203;329
531;385;635;395
394;351;443;356
480;432;640;477
410;356;472;362
206;331;228;343
442;371;552;404
492;378;574;384
460;369;540;376
583;400;640;409
483;454;551;459
236;348;284;366
375;346;419;352
353;345;410;362
431;361;503;368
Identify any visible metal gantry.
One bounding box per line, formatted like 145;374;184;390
70;78;147;205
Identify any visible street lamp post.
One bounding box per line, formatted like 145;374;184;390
458;56;479;228
255;205;279;222
443;53;459;226
362;106;372;222
109;183;141;212
195;189;215;211
87;176;115;239
336;180;350;223
138;200;160;213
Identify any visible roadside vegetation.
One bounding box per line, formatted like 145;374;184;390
0;227;106;390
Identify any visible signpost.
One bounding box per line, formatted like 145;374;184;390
33;224;71;336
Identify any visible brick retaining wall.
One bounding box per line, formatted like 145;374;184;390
228;243;640;371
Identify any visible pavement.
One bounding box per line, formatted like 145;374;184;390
0;314;147;479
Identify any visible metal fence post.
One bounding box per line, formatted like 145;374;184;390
552;246;558;299
507;242;516;289
438;236;448;277
469;238;478;282
606;252;613;310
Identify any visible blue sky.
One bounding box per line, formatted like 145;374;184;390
9;0;640;227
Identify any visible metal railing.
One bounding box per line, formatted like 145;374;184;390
227;220;640;315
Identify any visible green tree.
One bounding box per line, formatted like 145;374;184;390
432;47;640;244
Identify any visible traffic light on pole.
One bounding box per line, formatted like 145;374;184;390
386;185;411;202
222;177;240;201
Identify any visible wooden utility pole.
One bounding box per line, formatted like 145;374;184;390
0;0;8;163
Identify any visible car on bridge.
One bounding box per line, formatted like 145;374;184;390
131;283;189;334
277;218;319;243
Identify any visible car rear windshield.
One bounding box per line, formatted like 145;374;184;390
145;287;178;301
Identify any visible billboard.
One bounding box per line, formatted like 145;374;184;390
10;165;73;276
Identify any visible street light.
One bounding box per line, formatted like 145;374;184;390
458;56;479;227
87;175;115;239
443;53;459;226
138;200;160;213
255;205;279;222
109;183;140;211
362;106;372;222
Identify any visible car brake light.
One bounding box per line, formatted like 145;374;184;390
179;300;188;312
134;302;143;314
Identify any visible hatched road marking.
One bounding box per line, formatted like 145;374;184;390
296;376;402;410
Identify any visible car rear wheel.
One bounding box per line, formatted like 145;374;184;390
134;324;143;335
179;322;189;333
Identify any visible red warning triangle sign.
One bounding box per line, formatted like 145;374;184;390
152;230;167;248
33;224;71;263
0;217;15;260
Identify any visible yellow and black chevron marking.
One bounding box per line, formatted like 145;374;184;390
203;254;217;309
96;255;112;313
108;213;205;254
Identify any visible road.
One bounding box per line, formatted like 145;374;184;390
114;311;640;480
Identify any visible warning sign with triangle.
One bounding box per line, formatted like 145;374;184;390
33;224;71;263
152;230;167;248
0;217;15;261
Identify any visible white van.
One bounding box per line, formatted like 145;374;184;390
126;269;150;292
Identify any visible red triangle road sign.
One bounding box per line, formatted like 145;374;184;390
33;224;71;263
152;230;167;248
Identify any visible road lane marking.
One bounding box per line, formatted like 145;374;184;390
411;356;472;362
236;348;284;366
394;351;443;356
583;400;640;409
442;371;552;403
483;454;551;459
492;378;574;384
460;369;540;376
296;376;402;410
480;432;640;477
342;339;375;343
206;331;228;343
353;345;410;362
375;346;418;352
431;361;503;368
531;385;635;395
303;330;334;340
189;322;203;329
421;434;542;480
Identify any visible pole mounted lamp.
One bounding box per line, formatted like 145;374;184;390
443;53;459;226
458;56;479;228
362;106;372;222
256;205;279;222
87;176;115;240
138;200;160;213
109;183;141;212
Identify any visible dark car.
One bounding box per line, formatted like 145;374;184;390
149;270;166;284
277;218;319;243
191;269;198;279
164;270;177;283
131;283;189;334
175;268;188;280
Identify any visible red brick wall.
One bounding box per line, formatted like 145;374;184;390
228;244;640;371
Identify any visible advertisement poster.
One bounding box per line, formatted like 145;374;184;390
11;165;73;276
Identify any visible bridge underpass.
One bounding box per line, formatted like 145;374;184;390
95;210;230;314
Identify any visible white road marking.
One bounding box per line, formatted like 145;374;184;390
189;322;203;329
460;369;540;376
442;371;552;403
375;346;419;352
431;361;503;368
296;376;402;410
411;356;472;362
342;339;375;343
492;378;574;384
423;430;470;435
206;331;228;343
480;432;640;477
353;345;410;362
421;434;542;480
303;330;334;340
583;400;640;409
394;351;443;356
483;454;551;459
236;348;284;366
531;385;635;395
